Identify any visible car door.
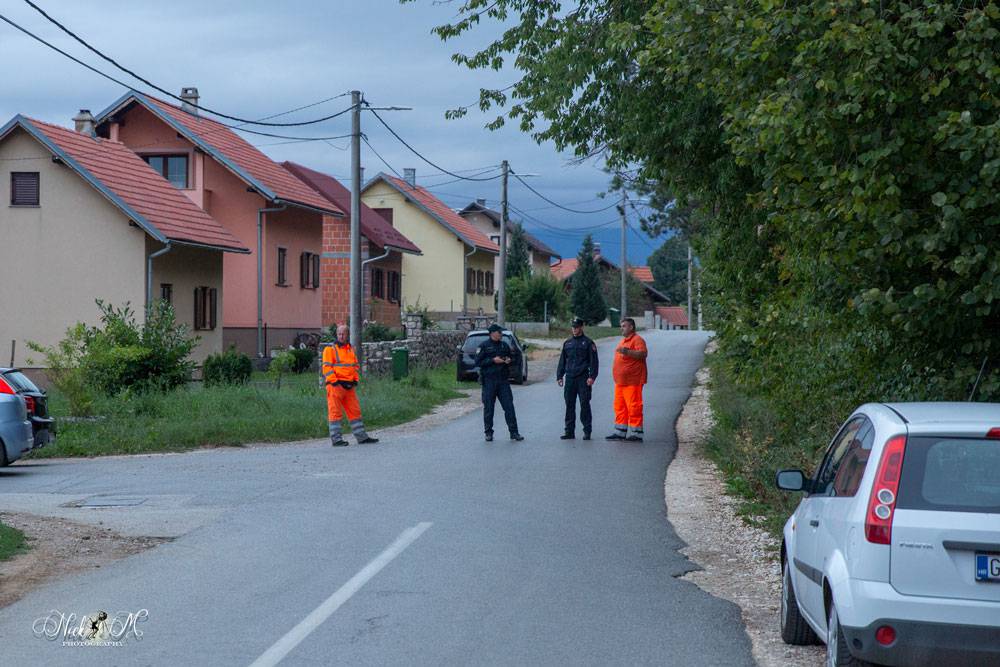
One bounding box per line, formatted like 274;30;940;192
795;416;867;623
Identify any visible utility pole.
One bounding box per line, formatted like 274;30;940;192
620;190;627;320
498;160;509;325
349;90;362;361
687;243;693;329
697;274;703;330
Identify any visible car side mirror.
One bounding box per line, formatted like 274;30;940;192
775;469;810;493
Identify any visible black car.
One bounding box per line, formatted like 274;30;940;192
456;330;528;385
0;368;54;448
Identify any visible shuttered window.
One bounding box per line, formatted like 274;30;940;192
371;267;385;298
300;251;320;288
193;286;217;330
277;247;287;286
476;270;485;295
388;271;401;303
466;267;475;294
11;172;39;206
160;283;173;304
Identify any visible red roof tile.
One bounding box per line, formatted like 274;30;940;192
369;175;498;253
281;162;420;254
25;118;247;252
656;306;689;327
123;95;343;215
629;266;655;283
551;258;579;281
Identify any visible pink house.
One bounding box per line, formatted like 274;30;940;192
94;89;344;356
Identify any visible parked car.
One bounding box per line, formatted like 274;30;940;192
0;374;34;466
456;329;528;384
0;368;54;448
775;402;1000;666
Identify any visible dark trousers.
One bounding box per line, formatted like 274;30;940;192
564;375;592;435
482;379;519;436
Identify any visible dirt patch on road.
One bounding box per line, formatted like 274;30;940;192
0;513;168;609
667;359;823;667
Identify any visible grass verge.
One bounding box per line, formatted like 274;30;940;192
32;365;465;458
0;521;28;562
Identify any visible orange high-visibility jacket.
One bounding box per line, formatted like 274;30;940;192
322;343;360;384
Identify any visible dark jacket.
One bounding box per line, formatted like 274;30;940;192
557;334;599;381
475;338;517;383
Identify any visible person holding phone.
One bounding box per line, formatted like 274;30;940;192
475;324;524;442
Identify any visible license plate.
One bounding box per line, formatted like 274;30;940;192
975;553;1000;581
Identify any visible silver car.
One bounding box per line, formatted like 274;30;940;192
776;402;1000;666
0;377;32;466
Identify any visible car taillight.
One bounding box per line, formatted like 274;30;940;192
0;377;14;394
987;427;1000;439
23;395;35;416
875;625;896;646
865;434;907;545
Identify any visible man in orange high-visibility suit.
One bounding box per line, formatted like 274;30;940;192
606;317;648;442
322;324;379;447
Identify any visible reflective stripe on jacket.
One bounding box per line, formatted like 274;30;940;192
322;343;360;384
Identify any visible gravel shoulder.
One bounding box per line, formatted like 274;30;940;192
668;355;824;667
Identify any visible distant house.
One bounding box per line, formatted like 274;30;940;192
282;162;421;328
362;171;499;318
0;113;248;367
656;306;689;330
93;89;344;356
628;265;655;285
457;199;560;276
551;245;672;316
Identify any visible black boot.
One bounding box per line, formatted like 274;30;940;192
560;433;575;440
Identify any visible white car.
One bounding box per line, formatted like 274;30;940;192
776;402;1000;666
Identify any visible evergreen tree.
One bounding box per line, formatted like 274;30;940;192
571;235;607;324
649;235;689;305
506;222;531;280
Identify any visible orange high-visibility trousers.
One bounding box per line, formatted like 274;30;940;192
613;384;644;437
326;383;368;441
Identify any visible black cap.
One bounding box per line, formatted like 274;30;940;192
487;323;503;333
571;317;584;327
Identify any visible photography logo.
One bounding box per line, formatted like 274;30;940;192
33;608;149;647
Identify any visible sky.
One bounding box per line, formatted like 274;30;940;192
0;0;667;266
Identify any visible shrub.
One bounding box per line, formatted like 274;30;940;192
408;298;436;330
289;348;316;373
268;350;296;389
203;346;253;386
507;274;568;322
27;323;95;417
364;322;401;342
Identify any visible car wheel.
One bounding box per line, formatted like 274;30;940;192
780;557;819;645
0;439;8;468
826;600;872;667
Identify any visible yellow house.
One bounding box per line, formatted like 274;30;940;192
362;172;499;318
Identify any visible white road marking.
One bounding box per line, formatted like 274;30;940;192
249;522;433;667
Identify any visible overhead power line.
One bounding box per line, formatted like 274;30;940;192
365;104;502;182
509;170;620;214
19;0;353;127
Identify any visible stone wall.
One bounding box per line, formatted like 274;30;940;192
356;328;467;377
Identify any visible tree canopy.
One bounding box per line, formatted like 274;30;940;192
571;235;608;324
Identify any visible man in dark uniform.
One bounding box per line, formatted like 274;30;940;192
475;324;524;442
557;317;599;440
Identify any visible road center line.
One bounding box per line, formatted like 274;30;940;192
249;521;433;667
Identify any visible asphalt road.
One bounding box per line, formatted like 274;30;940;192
0;330;755;666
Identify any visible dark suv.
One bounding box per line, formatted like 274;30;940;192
456;330;528;384
0;368;54;448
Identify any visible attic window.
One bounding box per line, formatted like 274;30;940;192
143;154;188;189
11;172;39;206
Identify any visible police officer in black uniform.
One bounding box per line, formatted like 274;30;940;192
475;324;524;442
557;317;599;440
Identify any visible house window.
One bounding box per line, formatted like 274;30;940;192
490;235;500;245
160;283;173;304
371;267;385;298
300;251;320;288
476;270;485;295
142;155;189;189
10;172;39;206
193;286;217;330
373;208;394;226
277;247;287;286
466;267;475;294
486;271;494;294
388;271;401;303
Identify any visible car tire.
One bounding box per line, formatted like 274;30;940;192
826;600;872;667
780;557;819;645
0;438;8;468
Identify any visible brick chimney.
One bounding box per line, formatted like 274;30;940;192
180;87;200;115
476;198;486;206
72;109;95;135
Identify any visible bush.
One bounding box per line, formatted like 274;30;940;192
289;348;316;373
203;346;253;386
506;274;568;322
27;323;95;417
364;322;401;342
268;350;296;389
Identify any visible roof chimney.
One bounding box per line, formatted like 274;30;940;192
592;242;602;256
403;168;416;187
359;167;365;184
476;198;486;206
73;109;95;135
180;87;200;115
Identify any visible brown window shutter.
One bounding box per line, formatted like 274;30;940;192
300;253;307;288
194;287;204;330
312;253;320;288
11;172;40;206
209;288;218;330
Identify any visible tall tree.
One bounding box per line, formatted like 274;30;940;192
506;222;531;280
648;235;689;305
571;235;607;324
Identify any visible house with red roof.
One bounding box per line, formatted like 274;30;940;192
282;162;421;328
656;305;689;330
362;170;500;318
550;245;672;317
0;112;248;366
457;199;560;276
93;89;344;356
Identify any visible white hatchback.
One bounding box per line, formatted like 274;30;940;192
776;402;1000;666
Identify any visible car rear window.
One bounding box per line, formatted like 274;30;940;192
462;334;514;354
2;371;39;393
897;437;1000;513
